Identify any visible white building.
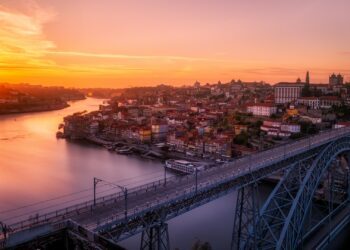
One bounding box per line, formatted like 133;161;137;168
261;120;300;137
281;124;301;134
274;83;304;104
300;115;322;124
320;96;342;109
334;122;350;129
297;97;320;109
247;103;277;117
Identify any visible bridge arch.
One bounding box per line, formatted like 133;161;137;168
275;136;350;249
255;137;350;249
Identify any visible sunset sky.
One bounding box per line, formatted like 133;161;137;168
0;0;349;88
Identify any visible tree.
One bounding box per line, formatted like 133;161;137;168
234;131;249;146
254;120;263;128
290;133;303;139
192;239;213;250
269;113;278;119
300;121;319;135
331;104;350;120
301;84;311;97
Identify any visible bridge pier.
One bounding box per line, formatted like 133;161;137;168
231;183;259;250
231;141;350;250
140;222;170;250
346;153;350;202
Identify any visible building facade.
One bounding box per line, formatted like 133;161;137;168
274;83;304;104
261;120;300;137
247;103;277;116
297;97;320;109
329;73;344;86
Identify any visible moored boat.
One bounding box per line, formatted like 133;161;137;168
165;159;204;174
115;146;132;154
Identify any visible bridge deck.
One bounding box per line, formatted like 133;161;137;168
4;127;350;243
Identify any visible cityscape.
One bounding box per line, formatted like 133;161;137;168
1;1;350;250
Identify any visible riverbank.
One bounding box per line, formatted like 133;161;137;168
64;135;217;167
0;102;70;115
0;83;86;115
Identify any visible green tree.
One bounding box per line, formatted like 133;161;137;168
192;239;213;250
332;104;350;120
301;84;311;97
300;121;318;135
234;131;249;146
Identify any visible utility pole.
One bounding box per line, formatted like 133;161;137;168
93;177;128;220
123;187;128;220
164;165;167;186
93;177;102;206
195;168;198;193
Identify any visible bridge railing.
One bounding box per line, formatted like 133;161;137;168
6;127;350;233
218;126;350;176
88;127;350;230
6;172;182;233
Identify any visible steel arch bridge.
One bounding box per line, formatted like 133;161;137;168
232;136;350;250
2;128;350;250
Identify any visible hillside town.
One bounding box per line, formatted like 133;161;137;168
0;83;85;114
60;72;350;163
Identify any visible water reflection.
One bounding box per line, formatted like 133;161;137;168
0;98;347;249
0;98;164;221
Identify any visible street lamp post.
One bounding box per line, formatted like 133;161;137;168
164;164;167;186
195;167;198;193
93;177;128;220
123;187;128;220
93;177;102;206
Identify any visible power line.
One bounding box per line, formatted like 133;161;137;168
0;188;92;215
0;169;166;215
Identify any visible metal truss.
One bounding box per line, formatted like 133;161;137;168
140;222;170;250
231;183;259;250
232;136;350;250
256;156;316;250
96;145;324;242
276;137;350;250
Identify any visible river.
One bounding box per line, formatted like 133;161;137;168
0;98;235;249
0;98;347;250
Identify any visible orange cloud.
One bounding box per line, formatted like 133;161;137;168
0;1;349;87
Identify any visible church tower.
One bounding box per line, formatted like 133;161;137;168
306;71;310;84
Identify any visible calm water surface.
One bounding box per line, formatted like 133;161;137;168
0;98;235;249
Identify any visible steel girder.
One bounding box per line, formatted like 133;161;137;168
96;145;325;244
231;154;318;250
236;136;350;250
140;222;170;250
232;183;259;250
275;136;350;250
256;156;317;250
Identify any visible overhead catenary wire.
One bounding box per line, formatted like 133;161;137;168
1;170;172;222
3;172;166;222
